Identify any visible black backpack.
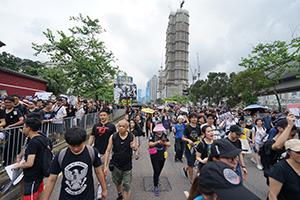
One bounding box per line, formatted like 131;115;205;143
35;135;54;177
258;140;279;179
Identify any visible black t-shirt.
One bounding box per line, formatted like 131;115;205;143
226;137;242;149
196;139;213;169
40;109;53;120
14;104;28;116
23;135;44;183
83;105;88;114
28;108;40;113
67;107;76;117
0;109;5;119
49;146;101;200
149;133;169;161
112;132;133;171
183;124;202;147
135;121;144;136
269;160;300;200
131;129;138;137
91;122;116;154
4;108;22;126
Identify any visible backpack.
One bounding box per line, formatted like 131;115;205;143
258;140;280;179
37;130;53;151
58;145;95;169
35;135;54;177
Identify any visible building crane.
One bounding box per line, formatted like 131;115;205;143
189;64;197;84
197;53;201;80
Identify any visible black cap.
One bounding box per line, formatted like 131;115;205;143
82;99;87;103
274;113;286;124
230;125;243;135
211;139;242;158
198;161;260;200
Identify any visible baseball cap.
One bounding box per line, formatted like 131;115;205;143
285;139;300;152
198;161;260;200
273;113;286;124
276;119;288;128
211;139;242;158
230;125;243;135
82;99;87;103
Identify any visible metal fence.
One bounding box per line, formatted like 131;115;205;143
0;108;125;173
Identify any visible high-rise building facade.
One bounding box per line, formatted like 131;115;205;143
147;75;158;101
158;8;189;99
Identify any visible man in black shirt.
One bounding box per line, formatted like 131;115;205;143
12;116;45;199
3;96;24;166
28;101;39;113
182;113;202;185
88;109;116;199
104;120;136;200
261;113;297;184
225;125;247;184
11;94;28;117
43;127;107;200
36;99;44;112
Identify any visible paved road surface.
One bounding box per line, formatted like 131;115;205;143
48;132;269;200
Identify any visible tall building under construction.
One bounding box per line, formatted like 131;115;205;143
158;8;189;99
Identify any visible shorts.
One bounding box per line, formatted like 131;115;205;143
255;141;264;148
112;167;132;193
53;123;63;133
137;136;142;146
24;180;44;200
185;147;196;167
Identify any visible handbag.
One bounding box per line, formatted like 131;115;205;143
149;147;157;155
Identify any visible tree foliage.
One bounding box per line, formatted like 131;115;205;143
32;14;123;99
232;69;267;95
0;51;44;76
226;72;240;108
241;92;258;106
239;37;300;111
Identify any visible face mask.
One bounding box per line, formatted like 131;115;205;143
51;98;55;101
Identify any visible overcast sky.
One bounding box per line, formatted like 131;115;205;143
1;0;300;97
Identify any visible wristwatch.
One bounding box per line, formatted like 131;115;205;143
8;125;11;128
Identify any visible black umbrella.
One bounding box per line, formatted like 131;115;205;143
243;104;267;113
132;103;146;107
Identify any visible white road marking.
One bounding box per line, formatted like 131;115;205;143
184;191;189;198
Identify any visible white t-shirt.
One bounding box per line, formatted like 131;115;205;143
52;105;66;124
252;126;266;143
76;107;85;119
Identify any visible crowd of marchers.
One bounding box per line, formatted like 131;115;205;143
1;99;300;200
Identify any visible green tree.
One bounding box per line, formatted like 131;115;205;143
241;92;258;106
189;80;206;105
206;72;229;106
0;51;44;76
232;69;267;96
239;37;300;112
38;67;69;96
155;98;164;105
226;72;240;108
32;14;123;99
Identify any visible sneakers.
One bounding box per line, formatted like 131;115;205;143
179;159;183;163
117;194;124;200
174;158;178;162
154;186;159;196
251;157;257;164
257;164;263;170
182;167;188;179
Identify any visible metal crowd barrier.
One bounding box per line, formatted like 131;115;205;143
0;108;125;173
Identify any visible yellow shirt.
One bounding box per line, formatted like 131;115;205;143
240;128;248;139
